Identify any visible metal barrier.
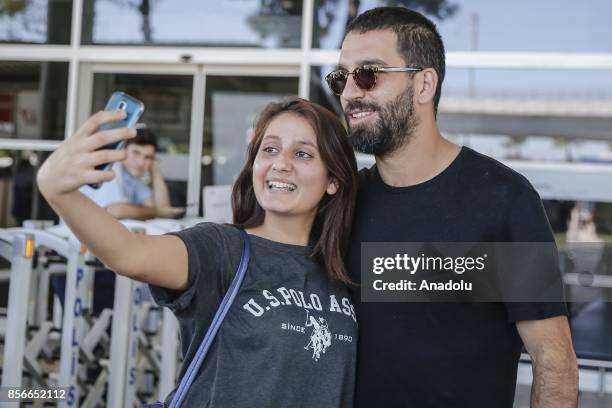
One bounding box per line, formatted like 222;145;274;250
6;227;91;407
0;217;209;406
108;219;186;407
0;231;35;394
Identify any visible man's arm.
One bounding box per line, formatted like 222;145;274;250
106;202;183;220
516;316;578;408
147;160;172;208
106;203;158;220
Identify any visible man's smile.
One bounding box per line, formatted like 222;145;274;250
347;110;378;126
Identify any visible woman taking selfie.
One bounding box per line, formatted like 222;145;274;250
37;97;358;407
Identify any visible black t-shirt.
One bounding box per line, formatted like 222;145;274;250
150;223;357;407
348;146;567;408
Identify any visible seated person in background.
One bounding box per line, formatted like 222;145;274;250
80;126;184;220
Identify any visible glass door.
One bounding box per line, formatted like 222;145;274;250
78;64;198;209
196;67;299;220
78;64;300;218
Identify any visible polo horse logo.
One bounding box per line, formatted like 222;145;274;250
304;310;332;361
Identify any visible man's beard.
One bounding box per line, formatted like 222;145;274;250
346;87;418;157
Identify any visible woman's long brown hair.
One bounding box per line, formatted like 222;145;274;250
232;98;358;286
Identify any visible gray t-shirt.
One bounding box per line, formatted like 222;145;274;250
150;223;357;407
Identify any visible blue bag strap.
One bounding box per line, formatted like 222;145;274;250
169;228;251;408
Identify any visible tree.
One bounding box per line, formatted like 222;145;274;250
246;0;458;49
503;135;526;160
0;0;47;40
0;0;30;15
95;0;156;43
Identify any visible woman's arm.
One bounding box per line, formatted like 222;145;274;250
37;110;188;290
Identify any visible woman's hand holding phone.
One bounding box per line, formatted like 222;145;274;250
35;110;188;289
37;110;137;201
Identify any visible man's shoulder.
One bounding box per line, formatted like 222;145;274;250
461;147;537;196
356;148;538;196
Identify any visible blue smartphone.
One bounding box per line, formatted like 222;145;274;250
89;91;144;189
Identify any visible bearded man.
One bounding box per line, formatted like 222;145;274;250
326;7;578;408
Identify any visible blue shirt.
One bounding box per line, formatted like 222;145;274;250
80;162;152;208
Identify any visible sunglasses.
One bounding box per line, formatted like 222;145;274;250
325;65;423;95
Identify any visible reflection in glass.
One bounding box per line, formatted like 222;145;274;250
443;69;612;101
0;61;69;141
0;150;56;227
313;0;612;53
544;199;612;359
447;135;612;163
201;75;298;197
310;64;612;166
439;68;612;146
544;200;612;243
310;65;344;121
313;0;457;49
92;73;194;207
0;0;72;44
82;0;302;48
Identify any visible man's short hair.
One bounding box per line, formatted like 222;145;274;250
346;7;445;116
127;127;158;151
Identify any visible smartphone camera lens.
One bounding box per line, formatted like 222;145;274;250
118;101;127;111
